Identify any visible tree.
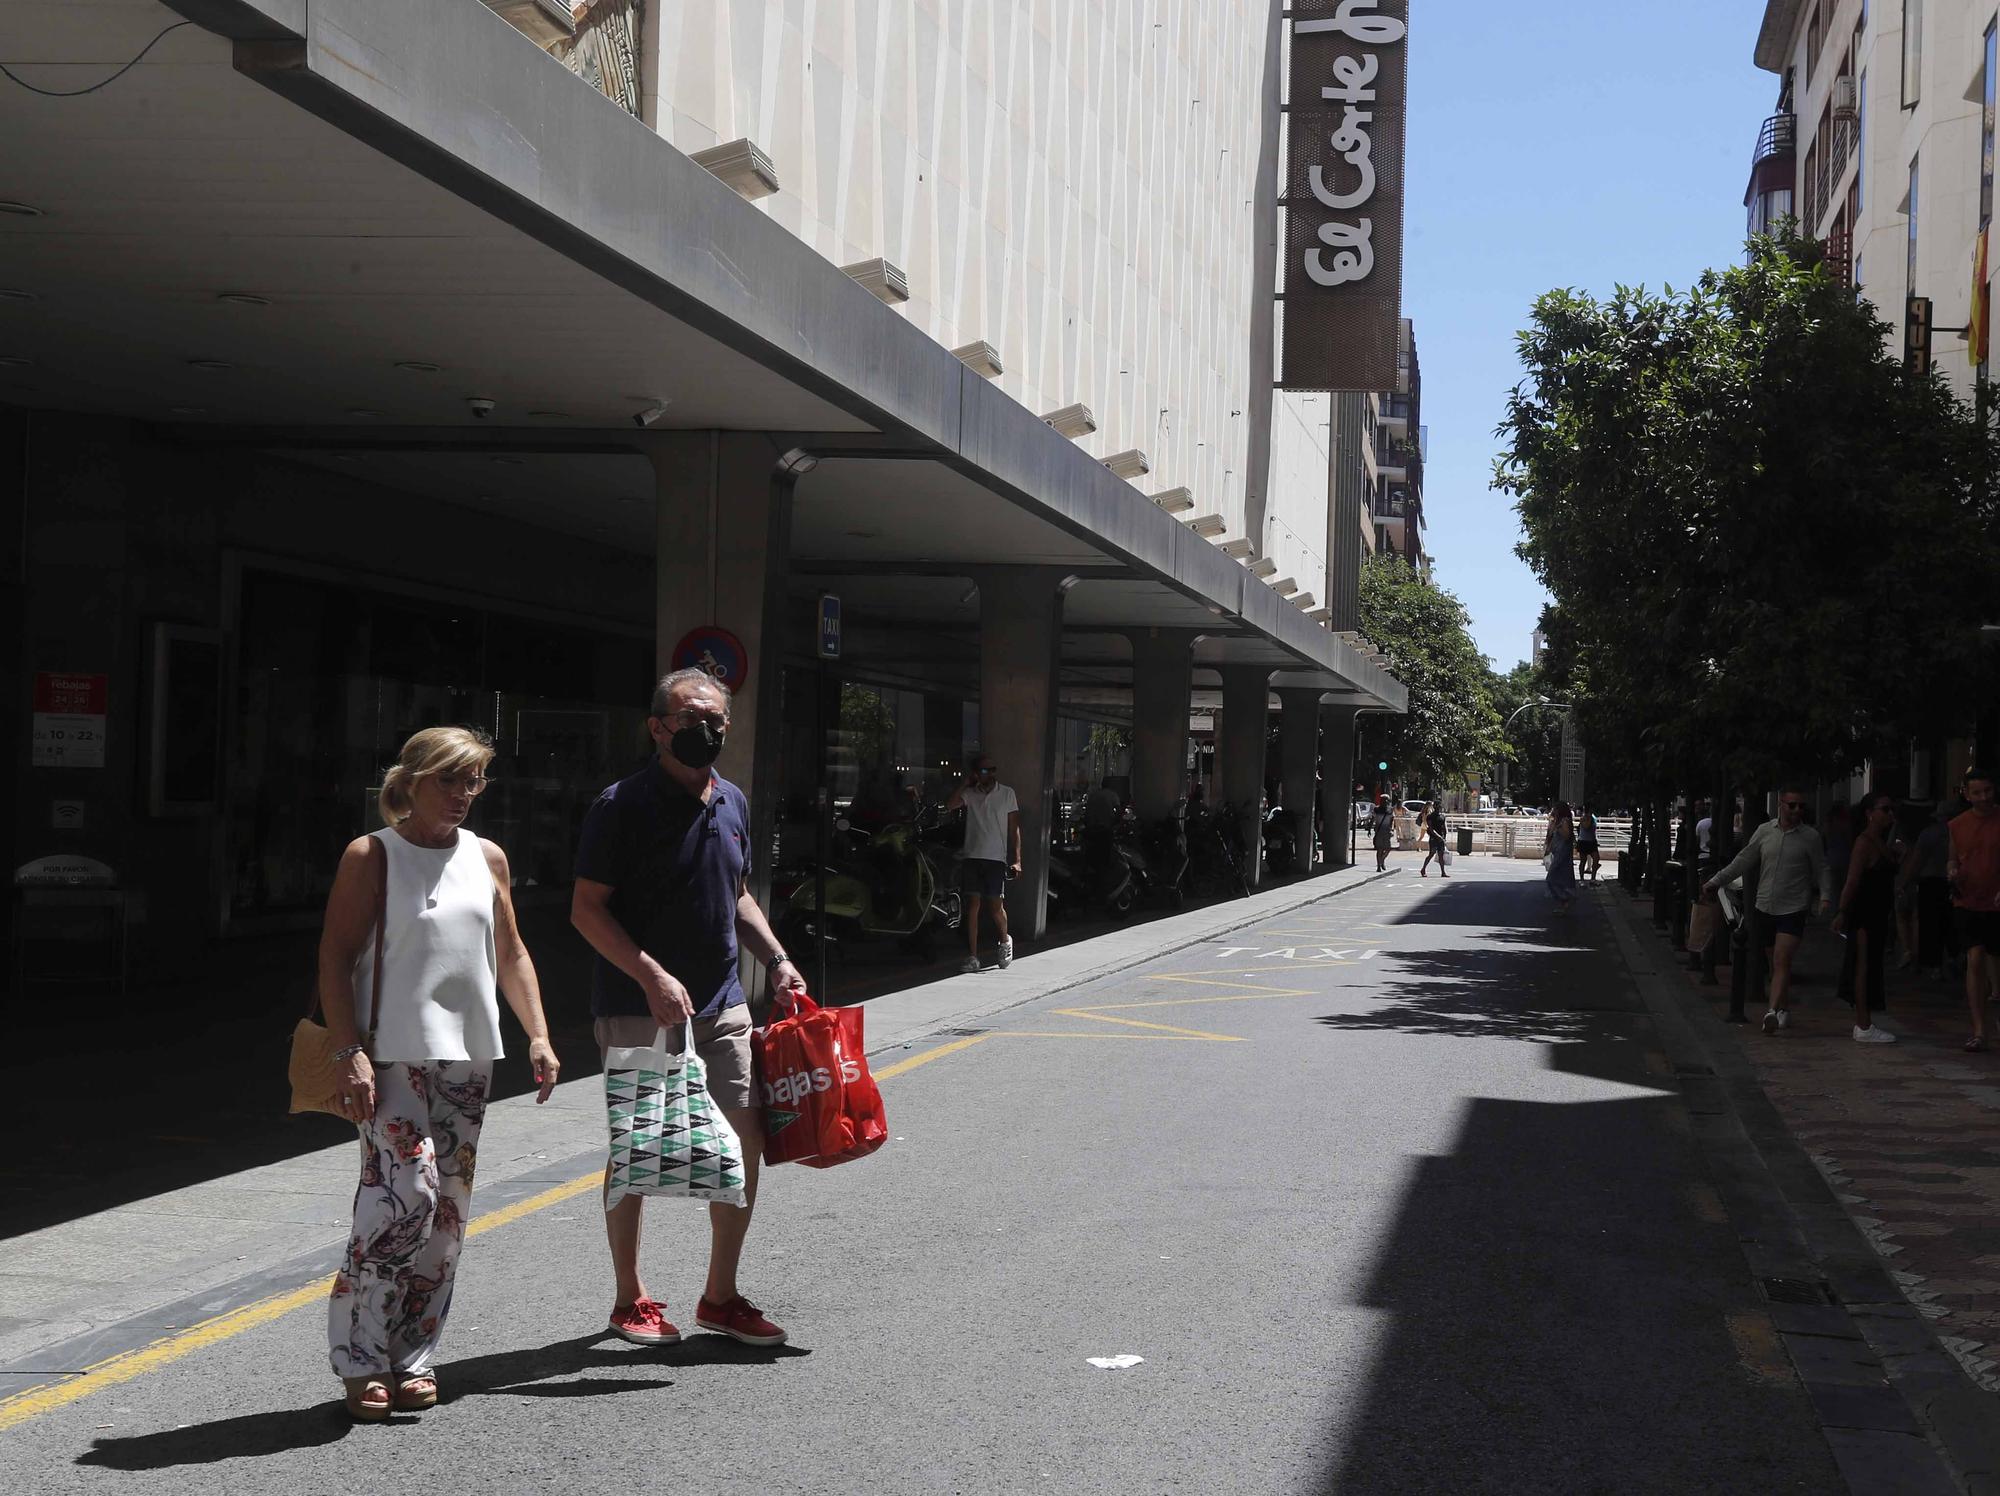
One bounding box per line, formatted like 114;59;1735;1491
1495;230;2000;790
1488;655;1564;805
1358;553;1503;793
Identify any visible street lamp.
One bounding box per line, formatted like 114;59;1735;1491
1499;697;1571;803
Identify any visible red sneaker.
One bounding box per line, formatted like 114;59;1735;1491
695;1295;787;1346
607;1298;680;1345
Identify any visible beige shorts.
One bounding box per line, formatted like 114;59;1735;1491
593;1004;755;1112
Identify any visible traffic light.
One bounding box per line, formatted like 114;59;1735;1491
1905;295;1933;375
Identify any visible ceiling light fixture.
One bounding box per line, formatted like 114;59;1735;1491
169;406;208;416
527;409;570;419
0;288;33;301
345;407;383;417
216;293;270;307
186;359;235;372
394;360;441;373
0;201;44;217
0;355;34;367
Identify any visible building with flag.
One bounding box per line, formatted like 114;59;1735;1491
1746;0;1994;396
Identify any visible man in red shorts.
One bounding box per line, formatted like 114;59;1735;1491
1949;769;2000;1052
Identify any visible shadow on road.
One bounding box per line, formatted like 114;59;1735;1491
1313;1091;1830;1494
75;1331;811;1470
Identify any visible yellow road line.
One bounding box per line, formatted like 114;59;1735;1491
0;1276;336;1433
1047;1009;1244;1041
1;1033;997;1432
992;1031;1240;1042
872;1032;992;1079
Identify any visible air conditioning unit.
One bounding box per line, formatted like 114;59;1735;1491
1041;402;1098;439
1271;577;1298;595
1102;448;1151;479
690;138;780;200
1216;537;1255;558
1249;557;1277;578
840;257;910;305
1150;486;1194;513
1185;513;1226;537
952;341;1004;379
1832;75;1857;122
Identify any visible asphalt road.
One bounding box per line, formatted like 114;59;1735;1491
2;861;1843;1494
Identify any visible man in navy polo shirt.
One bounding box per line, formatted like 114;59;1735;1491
572;667;805;1348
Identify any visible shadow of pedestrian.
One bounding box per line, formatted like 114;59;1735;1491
75;1333;810;1470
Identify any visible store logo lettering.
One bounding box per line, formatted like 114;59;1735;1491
1294;0;1405;288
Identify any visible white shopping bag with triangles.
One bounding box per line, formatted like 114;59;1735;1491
603;1022;747;1209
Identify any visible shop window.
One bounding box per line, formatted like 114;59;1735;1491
228;569;651;920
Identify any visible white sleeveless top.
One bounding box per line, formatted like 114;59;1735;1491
354;827;504;1063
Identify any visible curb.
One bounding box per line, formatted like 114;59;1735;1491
1598;885;1993;1495
858;867;1401;1061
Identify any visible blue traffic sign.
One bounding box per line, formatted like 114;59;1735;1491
817;593;842;660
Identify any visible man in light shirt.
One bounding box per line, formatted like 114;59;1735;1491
947;754;1022;973
1704;786;1827;1034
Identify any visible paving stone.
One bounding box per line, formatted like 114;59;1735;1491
1821;1427;1962;1495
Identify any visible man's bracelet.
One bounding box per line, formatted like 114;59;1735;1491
333;1043;366;1063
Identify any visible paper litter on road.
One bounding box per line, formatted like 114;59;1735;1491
1086;1354;1144;1369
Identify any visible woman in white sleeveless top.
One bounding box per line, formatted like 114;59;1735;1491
315;726;560;1421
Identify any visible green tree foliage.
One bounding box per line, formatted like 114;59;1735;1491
1359;552;1503;792
1487;654;1564;805
1496;231;1999;788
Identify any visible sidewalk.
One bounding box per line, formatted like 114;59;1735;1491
0;863;1391;1396
1601;881;2000;1494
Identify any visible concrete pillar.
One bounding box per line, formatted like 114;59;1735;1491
1127;627;1199;824
1275;688;1326;871
649;432;798;906
1319;704;1362;869
1216;666;1273;887
976;566;1068;941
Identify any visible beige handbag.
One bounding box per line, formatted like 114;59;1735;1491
288;838;388;1116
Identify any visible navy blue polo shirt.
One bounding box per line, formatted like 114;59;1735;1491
575;761;750;1020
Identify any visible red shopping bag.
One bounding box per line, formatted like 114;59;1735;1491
753;991;888;1168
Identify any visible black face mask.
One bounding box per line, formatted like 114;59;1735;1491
669;720;724;769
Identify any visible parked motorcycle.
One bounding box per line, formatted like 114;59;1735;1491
1048;824;1142;919
1138;812;1189;908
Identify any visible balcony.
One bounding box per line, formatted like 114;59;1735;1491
1380;395;1412;434
1744;111;1797;219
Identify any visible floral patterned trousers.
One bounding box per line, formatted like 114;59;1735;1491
328;1060;491;1379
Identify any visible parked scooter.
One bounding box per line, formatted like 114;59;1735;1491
1187;800;1252;898
1048;824;1142;919
781;801;961;962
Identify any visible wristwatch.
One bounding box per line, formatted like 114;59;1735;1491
767;951;793;970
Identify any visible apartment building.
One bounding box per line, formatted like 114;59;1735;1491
1749;0;1994;400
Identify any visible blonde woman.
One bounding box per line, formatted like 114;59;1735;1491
315;726;559;1421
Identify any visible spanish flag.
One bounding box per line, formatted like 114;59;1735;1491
1974;229;1991;367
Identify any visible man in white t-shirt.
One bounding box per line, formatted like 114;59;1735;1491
946;755;1022;973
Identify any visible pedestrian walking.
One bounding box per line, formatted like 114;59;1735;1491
1368;795;1395;872
1544;805;1578;912
1948;768;2000;1052
946;754;1022;972
571;669;805;1351
1702;786;1827;1036
1832;791;1899;1044
1577;806;1602;881
316;726;561;1422
1694;800;1714;869
1419;801;1449;877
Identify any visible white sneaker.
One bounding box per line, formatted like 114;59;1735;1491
1853;1024;1897;1044
959;957;982;975
997;937;1013;969
1761;1009;1781;1034
1776;1009;1791;1030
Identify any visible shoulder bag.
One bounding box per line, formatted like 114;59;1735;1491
287;836;388;1116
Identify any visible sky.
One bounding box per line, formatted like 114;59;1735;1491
1402;0;1777;671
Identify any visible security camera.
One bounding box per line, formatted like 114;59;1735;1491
467;397;496;420
632;399;672;428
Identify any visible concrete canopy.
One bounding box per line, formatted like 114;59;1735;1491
0;0;1403;715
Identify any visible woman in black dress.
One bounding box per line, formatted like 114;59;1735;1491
1419;802;1449;878
1834;791;1900;1045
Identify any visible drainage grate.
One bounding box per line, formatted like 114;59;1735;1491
1760;1277;1834;1305
942;1027;990;1037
